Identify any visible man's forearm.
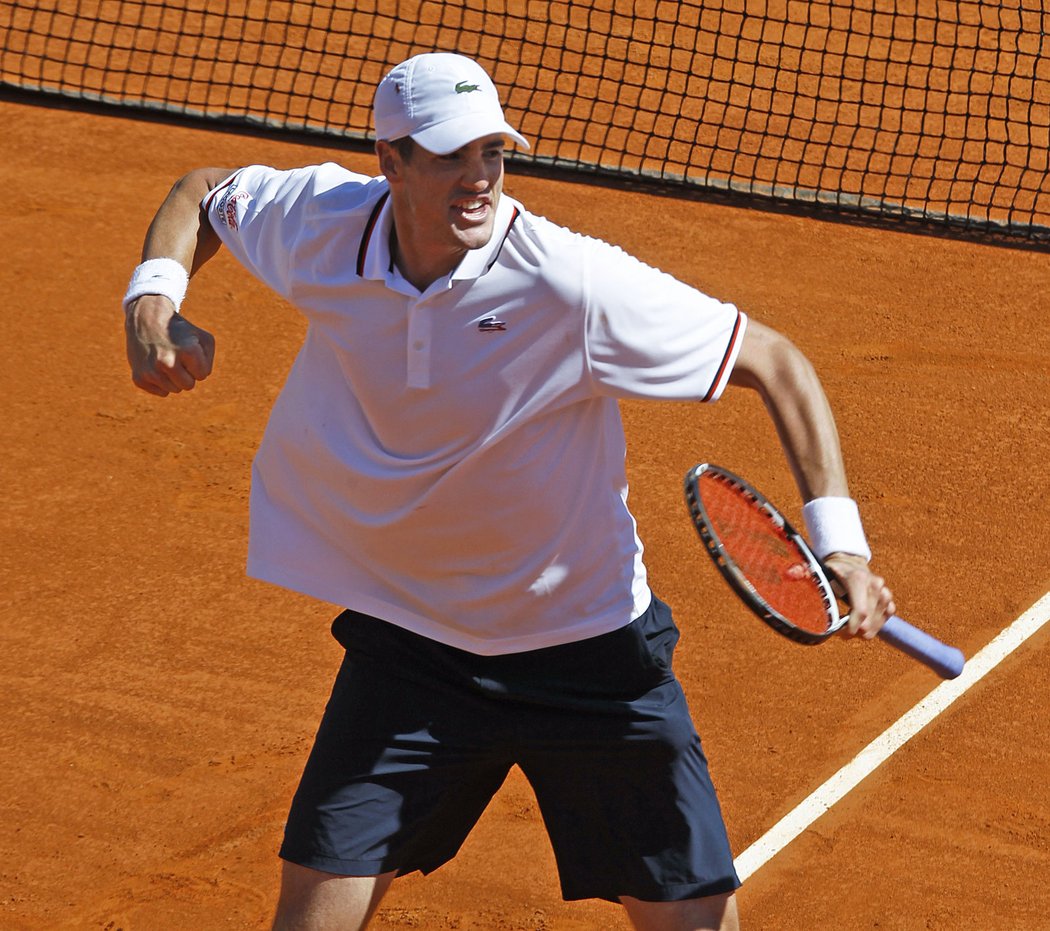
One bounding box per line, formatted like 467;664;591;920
122;168;231;396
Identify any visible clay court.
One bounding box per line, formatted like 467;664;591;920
3;3;1050;928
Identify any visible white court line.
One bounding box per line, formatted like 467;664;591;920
733;591;1050;882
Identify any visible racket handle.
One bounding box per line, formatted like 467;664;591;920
878;615;965;679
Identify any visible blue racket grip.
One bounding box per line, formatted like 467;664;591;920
878;615;965;679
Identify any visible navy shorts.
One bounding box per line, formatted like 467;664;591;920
279;597;740;903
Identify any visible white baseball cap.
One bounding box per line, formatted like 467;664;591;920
374;52;530;155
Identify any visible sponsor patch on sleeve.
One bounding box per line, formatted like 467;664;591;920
213;176;253;231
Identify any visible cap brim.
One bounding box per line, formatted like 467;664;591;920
411;114;530;155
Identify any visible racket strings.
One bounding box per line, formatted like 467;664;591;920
699;472;833;634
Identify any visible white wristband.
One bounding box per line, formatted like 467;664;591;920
801;496;872;562
123;258;189;313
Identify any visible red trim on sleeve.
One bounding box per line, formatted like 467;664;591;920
702;310;744;402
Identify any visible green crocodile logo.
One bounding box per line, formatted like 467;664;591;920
455;81;481;94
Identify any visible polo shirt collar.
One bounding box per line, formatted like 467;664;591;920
356;186;519;286
357;188;395;282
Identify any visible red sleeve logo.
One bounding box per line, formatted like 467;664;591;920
214;181;252;231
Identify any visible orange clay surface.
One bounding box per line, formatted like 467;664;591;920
2;98;1049;930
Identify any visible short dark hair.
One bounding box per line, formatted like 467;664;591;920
389;136;417;162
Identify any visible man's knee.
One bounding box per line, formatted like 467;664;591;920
620;890;740;931
272;861;396;931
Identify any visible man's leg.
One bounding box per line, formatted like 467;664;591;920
272;862;397;931
277;612;512;930
621;891;740;931
514;600;739;912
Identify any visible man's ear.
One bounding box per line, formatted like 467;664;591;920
375;140;401;182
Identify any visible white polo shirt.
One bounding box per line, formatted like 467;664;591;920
203;163;747;654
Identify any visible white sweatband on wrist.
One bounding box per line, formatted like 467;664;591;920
122;258;189;313
802;496;872;562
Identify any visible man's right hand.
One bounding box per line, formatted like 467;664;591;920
124;294;215;397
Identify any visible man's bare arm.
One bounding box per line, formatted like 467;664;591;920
124;167;235;397
728;319;896;638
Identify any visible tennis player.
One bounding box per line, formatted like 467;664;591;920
123;52;895;931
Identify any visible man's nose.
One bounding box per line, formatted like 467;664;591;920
461;153;490;190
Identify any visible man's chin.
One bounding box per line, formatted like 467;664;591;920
457;224;496;251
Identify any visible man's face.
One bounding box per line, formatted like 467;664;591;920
382;134;507;274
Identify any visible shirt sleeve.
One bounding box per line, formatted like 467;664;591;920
201;164;327;298
582;236;747;402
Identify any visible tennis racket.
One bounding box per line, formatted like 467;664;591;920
684;463;965;679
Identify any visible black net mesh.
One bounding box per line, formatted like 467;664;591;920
3;0;1049;243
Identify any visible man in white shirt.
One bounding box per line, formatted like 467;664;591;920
124;52;895;931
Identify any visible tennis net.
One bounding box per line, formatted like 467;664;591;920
3;0;1048;244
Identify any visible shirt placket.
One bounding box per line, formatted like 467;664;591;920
406;298;433;389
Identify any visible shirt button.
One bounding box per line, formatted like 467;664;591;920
413;340;424;351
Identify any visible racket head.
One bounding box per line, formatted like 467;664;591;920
684;463;842;645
